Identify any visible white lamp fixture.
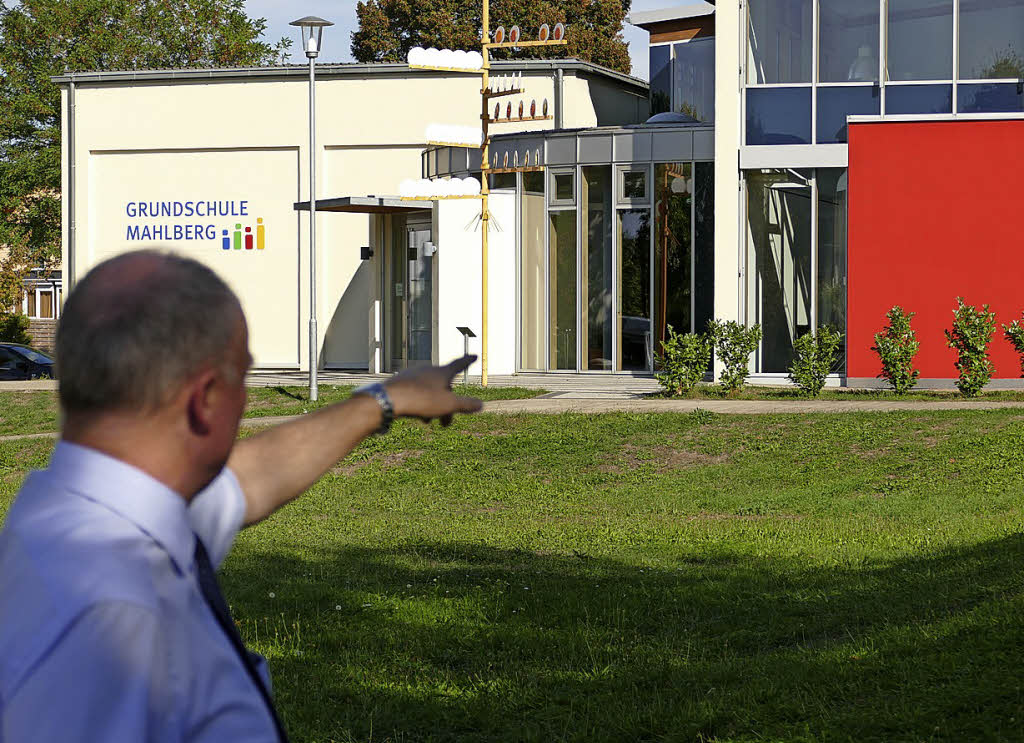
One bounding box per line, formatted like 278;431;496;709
290;14;333;402
290;15;333;58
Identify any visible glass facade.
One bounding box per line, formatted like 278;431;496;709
744;168;849;375
512;155;714;373
745;0;1024;144
650;45;672;115
747;0;813;84
673;39;716;122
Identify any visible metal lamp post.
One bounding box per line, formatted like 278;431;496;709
290;15;333;402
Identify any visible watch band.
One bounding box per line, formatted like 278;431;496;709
353;382;394;435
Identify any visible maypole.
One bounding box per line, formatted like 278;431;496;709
403;6;567;386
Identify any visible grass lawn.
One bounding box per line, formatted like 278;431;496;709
3;409;1024;741
0;385;544;436
651;384;1024;402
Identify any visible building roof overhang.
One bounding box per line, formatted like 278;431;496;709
293;196;428;214
626;1;715;29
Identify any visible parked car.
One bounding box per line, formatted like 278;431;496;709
0;344;55;380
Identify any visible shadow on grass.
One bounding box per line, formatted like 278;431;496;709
222;537;1024;742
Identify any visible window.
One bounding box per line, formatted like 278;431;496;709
520;172;546;370
549;210;577;370
958;83;1024;113
747;87;813;145
654;163;693;352
958;0;1024;80
583;167;613;370
819;0;880;82
618;209;652;371
650;45;672;115
747;0;813;84
885;83;953;113
817;86;880;143
550;170;575;205
817;169;848;372
887;0;953;81
620;168;648;202
673;39;716;122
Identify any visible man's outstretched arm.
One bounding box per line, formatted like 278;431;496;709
228;357;482;525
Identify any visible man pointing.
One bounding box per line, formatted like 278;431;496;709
0;250;482;741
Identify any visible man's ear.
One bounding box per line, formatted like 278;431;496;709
186;369;219;436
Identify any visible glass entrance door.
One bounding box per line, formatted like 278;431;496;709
406;226;433;367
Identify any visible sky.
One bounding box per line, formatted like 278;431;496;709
244;0;662;80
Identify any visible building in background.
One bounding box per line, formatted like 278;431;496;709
57;0;1024;384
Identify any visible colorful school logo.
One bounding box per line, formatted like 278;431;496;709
123;200;267;252
222;219;266;251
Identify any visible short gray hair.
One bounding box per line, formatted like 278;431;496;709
57;250;242;414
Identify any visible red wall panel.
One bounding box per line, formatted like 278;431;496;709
847;119;1024;381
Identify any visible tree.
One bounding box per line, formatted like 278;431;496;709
352;0;632;74
0;0;290;312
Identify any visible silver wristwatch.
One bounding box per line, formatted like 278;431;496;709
353;382;394;435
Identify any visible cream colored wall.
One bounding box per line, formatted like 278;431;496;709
434;193;515;376
714;3;743;380
65;67;643;370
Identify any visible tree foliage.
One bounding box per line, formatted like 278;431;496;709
352;0;632;74
0;0;289;310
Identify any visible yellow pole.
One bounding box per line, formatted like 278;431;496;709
479;0;490;386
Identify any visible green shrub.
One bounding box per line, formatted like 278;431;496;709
709;320;762;393
0;313;32;345
944;297;996;398
655;325;714;396
788;326;843;396
871;306;920;395
1002;315;1024;377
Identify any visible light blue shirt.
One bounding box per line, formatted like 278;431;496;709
0;442;279;742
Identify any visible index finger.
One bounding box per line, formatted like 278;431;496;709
444;355;477;379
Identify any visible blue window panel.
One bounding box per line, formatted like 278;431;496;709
650;45;672;115
958;83;1024;114
817;86;881;143
885;84;953;114
746;87;812;145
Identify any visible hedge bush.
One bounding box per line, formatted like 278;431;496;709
0;313;32;346
871;306;920;395
1003;315;1024;378
708;320;762;394
944;297;996;398
789;327;843;396
656;325;714;397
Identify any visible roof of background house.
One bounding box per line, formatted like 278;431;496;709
52;58;647;92
626;1;716;28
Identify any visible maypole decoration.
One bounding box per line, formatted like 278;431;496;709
403;4;567;386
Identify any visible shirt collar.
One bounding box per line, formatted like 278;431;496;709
49;440;195;573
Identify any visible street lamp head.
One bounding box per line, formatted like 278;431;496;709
290;16;333;58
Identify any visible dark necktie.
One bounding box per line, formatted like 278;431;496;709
194;536;289;742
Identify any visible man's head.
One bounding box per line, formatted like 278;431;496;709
57;251;252;490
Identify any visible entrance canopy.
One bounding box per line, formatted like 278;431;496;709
293;196;427;214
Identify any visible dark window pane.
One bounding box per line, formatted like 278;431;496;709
820;0;880;82
618;209;652;371
746;87;812;145
650;45;672;114
887;0;953;81
958;82;1024;113
673;39;716;121
653;163;692;355
747;0;813;84
885;83;953;113
549;211;577;370
489;173;516;190
817;168;848;373
958;0;1024;80
694;162;715;337
554;173;574;202
583;167;613;370
622;170;647;200
817;86;880;143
